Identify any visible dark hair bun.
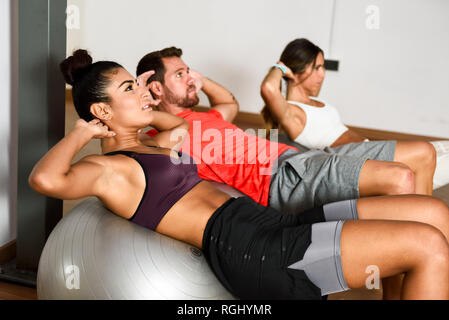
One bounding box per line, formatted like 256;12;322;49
60;49;93;86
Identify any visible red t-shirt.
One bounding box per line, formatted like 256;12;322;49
147;109;296;205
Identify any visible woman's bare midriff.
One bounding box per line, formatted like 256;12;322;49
155;180;232;249
331;129;366;147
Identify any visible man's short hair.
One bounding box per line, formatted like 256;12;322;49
136;47;183;85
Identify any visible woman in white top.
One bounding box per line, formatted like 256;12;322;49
261;38;447;193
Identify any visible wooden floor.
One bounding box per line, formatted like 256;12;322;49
0;281;37;300
2;98;447;300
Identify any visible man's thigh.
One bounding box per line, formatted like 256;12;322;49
324;141;396;162
269;150;366;214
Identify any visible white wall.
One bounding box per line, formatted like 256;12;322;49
324;0;449;137
0;0;18;246
67;0;449;138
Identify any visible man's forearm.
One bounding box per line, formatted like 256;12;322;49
149;110;188;132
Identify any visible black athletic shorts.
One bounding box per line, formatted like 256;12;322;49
202;196;327;300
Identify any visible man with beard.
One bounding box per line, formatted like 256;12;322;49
137;47;239;123
135;47;428;214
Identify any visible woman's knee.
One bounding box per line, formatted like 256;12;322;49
417;224;449;264
395;141;437;173
426;197;449;232
415;141;437;169
392;222;449;272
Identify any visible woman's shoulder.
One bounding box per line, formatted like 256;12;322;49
79;153;138;168
76;153;142;180
286;101;307;116
287;98;325;108
76;154;111;168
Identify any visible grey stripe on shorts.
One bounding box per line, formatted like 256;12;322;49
323;199;358;221
287;200;358;296
288;220;349;296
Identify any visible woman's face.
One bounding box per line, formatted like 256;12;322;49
105;68;155;128
296;52;326;97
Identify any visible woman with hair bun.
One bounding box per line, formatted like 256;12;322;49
29;49;449;300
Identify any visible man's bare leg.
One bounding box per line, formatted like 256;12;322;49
358;160;415;197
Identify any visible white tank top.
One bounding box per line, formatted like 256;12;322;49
287;99;349;150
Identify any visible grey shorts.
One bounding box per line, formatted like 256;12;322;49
269;140;397;213
290;199;359;296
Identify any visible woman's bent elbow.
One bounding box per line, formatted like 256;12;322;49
260;82;276;99
28;172;57;196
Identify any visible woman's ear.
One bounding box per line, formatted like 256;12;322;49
90;103;113;121
149;81;163;98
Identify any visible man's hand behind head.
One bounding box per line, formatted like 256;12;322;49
189;69;204;93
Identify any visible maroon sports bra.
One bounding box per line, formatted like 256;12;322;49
105;150;202;230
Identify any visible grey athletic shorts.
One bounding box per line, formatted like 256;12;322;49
290;199;358;296
269;140;397;213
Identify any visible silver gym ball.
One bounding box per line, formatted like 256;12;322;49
37;194;237;300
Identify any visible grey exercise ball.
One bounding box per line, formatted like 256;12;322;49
37;186;242;299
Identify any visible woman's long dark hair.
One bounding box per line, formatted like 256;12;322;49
261;38;323;138
60;49;123;121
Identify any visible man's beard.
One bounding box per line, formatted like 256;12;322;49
163;85;199;108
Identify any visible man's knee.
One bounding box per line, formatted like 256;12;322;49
388;164;415;195
359;160;416;196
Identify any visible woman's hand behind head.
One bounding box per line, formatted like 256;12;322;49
277;61;295;80
75;119;116;139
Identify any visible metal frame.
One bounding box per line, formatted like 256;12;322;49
0;0;67;287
